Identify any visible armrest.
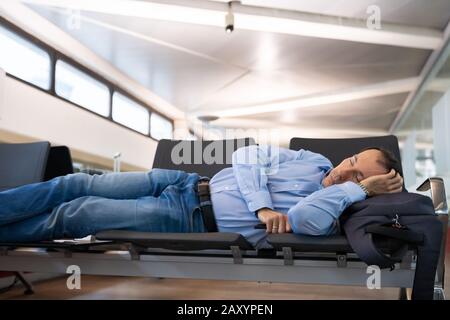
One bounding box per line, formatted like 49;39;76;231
417;177;448;214
267;234;353;253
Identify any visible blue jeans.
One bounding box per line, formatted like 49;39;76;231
0;168;206;242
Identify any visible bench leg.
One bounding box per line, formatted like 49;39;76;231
14;272;34;295
398;287;408;300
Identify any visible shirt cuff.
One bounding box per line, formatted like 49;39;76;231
245;190;274;212
336;181;367;203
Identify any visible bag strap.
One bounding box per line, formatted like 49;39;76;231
365;225;424;244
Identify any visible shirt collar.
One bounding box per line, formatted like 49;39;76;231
320;168;333;188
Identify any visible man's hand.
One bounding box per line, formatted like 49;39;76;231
360;169;403;196
256;208;292;233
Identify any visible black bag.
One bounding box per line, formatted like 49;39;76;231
341;192;443;300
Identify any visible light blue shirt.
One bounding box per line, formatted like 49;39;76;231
209;145;366;248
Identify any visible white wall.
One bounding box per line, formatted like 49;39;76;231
0;74;157;170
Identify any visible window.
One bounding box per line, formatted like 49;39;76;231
1;21;170;141
112;92;149;134
151;112;173;140
55;60;110;117
0;25;51;89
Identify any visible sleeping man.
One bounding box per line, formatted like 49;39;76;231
0;145;403;248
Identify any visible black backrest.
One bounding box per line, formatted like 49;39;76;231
152;138;256;177
44;146;74;181
0;141;50;191
289;135;403;177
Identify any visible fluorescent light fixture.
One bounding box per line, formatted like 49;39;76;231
194;77;420;118
20;0;225;26
20;0;443;50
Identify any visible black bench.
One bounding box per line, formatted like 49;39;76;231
0;137;446;299
267;135;404;252
0;137;411;253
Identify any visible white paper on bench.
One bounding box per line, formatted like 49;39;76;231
53;235;94;243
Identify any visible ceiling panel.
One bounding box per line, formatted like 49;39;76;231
28;6;247;110
49;6;432;72
29;5;430;113
194;47;427;112
24;1;448;140
247;93;408;131
239;0;450;29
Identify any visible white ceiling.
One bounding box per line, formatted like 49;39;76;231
227;0;450;29
22;0;450;144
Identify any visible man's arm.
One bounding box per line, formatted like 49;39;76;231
287;169;404;235
287;182;366;235
232;145;332;213
232;145;333;233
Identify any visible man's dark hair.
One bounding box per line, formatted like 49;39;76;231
359;147;402;174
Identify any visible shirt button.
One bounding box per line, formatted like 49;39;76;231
294;184;299;187
225;186;229;190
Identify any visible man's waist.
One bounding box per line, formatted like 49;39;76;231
197;178;218;232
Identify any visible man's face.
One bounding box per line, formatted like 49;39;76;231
323;149;388;187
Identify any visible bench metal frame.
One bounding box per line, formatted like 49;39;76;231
0;245;416;290
0;178;447;299
0;138;447;299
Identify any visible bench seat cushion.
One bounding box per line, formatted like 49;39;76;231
267;234;353;252
267;233;407;254
95;230;254;251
